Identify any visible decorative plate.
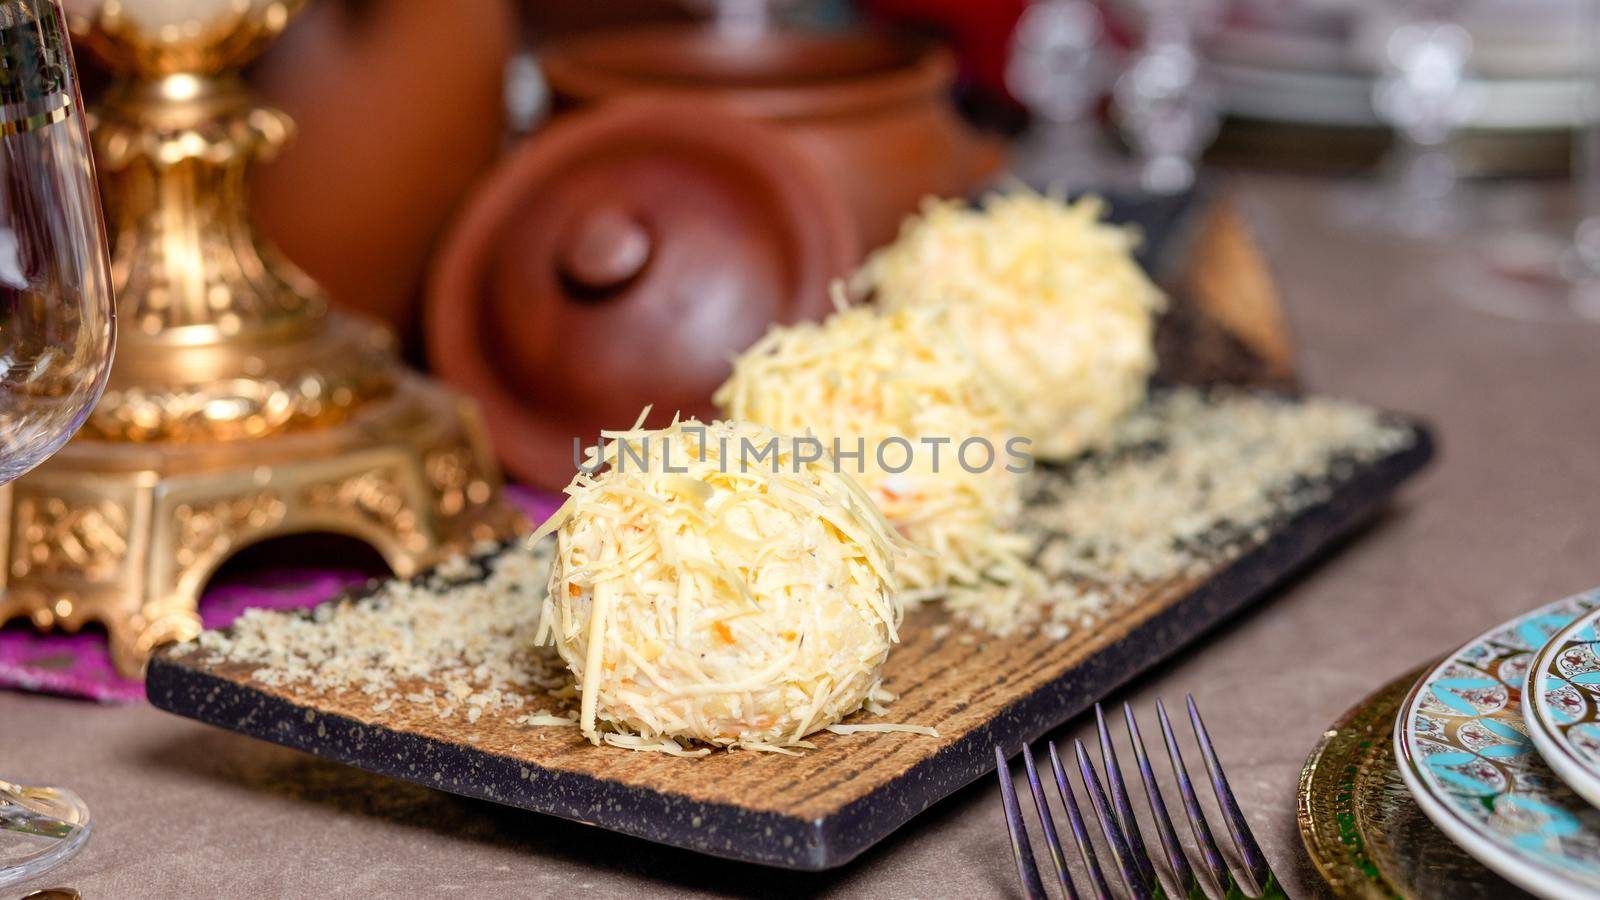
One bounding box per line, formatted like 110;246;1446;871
1300;664;1530;899
1395;588;1600;899
1526;606;1600;809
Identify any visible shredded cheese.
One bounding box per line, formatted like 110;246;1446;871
854;190;1164;460
534;417;908;753
715;302;1042;618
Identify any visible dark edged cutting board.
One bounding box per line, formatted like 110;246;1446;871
146;417;1432;869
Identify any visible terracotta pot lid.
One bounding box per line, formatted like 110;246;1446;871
428;99;859;490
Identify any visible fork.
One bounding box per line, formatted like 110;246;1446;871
994;695;1286;899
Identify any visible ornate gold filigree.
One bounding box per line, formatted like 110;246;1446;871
0;1;521;678
9;496;128;581
304;468;425;555
85;335;395;442
426;445;495;520
173;491;287;570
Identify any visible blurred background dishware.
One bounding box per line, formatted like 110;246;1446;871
1004;0;1116;191
0;0;114;886
1113;0;1226;194
1209;0;1585;175
1346;1;1481;237
1331;0;1478;238
1454;0;1600;322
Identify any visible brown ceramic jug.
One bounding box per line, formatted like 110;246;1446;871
539;26;1004;250
249;0;518;352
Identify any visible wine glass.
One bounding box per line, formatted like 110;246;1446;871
0;0;118;889
1006;0;1117;191
1112;0;1228;194
1452;0;1600;322
1344;1;1481;238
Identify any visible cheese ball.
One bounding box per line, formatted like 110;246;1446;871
535;418;903;752
854;191;1164;460
715;303;1040;624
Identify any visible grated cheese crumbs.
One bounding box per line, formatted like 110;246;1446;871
1001;387;1416;635
196;538;567;725
535;417;910;753
854;190;1164;461
715;301;1042;620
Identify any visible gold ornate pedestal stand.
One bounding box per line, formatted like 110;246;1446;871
0;1;521;677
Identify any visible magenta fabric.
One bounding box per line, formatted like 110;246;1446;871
0;487;561;703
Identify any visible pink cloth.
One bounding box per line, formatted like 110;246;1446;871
0;487;561;703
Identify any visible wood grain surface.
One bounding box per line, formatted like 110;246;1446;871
146;420;1432;869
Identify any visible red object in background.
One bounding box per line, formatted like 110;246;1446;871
861;0;1029;107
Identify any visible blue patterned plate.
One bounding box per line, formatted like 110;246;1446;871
1526;605;1600;810
1395;588;1600;899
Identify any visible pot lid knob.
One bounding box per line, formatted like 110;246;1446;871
558;205;652;295
425;99;861;489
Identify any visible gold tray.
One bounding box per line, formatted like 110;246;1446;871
1297;665;1533;899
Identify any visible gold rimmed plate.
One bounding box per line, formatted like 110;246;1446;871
1299;664;1532;899
1524;605;1600;810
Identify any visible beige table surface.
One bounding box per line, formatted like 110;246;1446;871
3;173;1597;898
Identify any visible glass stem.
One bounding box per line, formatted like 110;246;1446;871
1396;139;1456;206
0;781;74;840
1572;0;1600;277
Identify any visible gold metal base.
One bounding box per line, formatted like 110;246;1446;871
0;372;522;678
0;1;528;678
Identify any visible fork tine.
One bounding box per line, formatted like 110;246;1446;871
1048;741;1115;900
1023;746;1081;900
1187;694;1279;896
1073;739;1154;900
1094;704;1158;893
996;746;1049;900
1156;698;1234;893
1123;703;1197;894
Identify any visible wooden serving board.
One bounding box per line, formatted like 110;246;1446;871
146;419;1431;870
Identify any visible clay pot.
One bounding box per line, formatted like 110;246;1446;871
428;101;858;489
514;0;693;40
248;0;517;353
539;26;1004;249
